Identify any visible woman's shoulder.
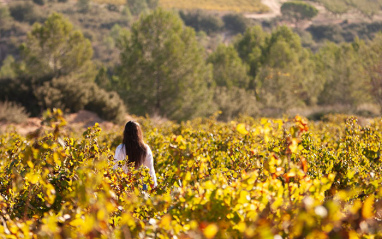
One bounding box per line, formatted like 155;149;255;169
145;143;152;155
114;144;125;161
116;144;125;152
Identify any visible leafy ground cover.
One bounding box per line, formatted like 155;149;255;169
0;109;382;238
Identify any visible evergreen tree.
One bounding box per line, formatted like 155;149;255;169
207;44;250;89
234;26;267;90
19;13;95;80
316;41;369;106
256;26;318;111
362;33;382;111
117;9;213;121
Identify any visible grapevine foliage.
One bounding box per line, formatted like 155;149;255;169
0;110;382;238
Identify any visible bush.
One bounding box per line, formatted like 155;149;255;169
9;3;39;23
35;76;126;123
107;4;119;12
0;76;46;117
34;76;92;112
222;13;249;34
0;75;126;123
128;0;148;15
85;86;126;123
0;101;29;124
307;24;345;43
77;0;91;13
307;22;382;44
281;1;318;26
179;10;224;34
32;0;45;6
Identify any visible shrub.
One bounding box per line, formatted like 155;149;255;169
32;0;45;6
9;3;39;23
307;24;345;43
77;0;91;13
34;76;92;112
222;13;249;34
35;76;126;123
107;4;119;12
179;10;224;34
128;0;148;15
85;85;126;123
0;75;126;123
0;101;29;124
0;76;45;117
281;1;318;27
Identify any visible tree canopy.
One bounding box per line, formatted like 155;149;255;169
19;13;95;80
207;44;250;89
117;9;213;121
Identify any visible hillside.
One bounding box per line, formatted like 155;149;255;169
159;0;270;13
88;0;270;13
2;0;382;124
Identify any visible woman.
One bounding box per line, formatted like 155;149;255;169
113;121;157;188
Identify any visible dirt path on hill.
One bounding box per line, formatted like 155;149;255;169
245;0;286;19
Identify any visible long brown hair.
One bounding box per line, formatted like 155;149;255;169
123;121;147;168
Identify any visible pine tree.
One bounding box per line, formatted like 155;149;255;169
207;44;250;89
117;9;213;121
19;13;95;80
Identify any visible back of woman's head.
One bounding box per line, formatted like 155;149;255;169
123;121;147;168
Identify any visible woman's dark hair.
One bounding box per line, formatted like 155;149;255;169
123;121;147;168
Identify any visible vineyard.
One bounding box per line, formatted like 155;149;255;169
0;109;382;238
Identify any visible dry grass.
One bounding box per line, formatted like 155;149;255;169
0;101;29;124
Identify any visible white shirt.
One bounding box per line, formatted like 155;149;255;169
113;144;158;187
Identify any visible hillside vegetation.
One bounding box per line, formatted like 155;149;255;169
2;1;382;124
311;0;382;17
89;0;269;12
160;0;269;13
